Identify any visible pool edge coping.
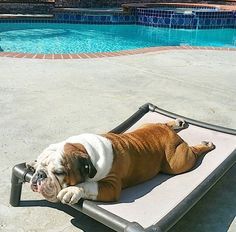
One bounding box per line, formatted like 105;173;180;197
0;46;236;59
122;2;236;11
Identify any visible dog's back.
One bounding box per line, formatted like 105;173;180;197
103;123;183;188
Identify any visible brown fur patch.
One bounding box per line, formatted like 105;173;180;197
96;122;214;201
62;143;89;186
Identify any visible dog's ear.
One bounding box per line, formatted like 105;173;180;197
63;143;97;181
64;143;88;158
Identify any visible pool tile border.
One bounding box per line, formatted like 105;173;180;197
0;46;235;59
1;3;235;28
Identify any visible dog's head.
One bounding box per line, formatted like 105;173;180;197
29;143;96;202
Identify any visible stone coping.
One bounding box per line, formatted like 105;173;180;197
122;2;236;11
0;1;54;3
0;13;54;18
53;7;124;13
0;46;236;59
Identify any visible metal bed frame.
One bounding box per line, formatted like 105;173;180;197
10;103;236;232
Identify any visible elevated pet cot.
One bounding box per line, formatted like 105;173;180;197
10;103;236;232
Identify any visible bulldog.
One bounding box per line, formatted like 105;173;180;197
29;118;215;204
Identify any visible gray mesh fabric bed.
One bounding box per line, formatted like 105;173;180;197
10;103;236;232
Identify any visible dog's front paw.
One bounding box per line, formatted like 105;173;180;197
57;187;84;204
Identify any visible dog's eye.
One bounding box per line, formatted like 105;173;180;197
53;170;65;176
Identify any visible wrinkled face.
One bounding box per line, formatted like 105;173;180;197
30;142;91;202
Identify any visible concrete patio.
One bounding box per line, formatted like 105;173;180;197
0;49;235;231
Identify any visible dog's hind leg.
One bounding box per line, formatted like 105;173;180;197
165;118;189;133
161;141;215;175
191;141;215;156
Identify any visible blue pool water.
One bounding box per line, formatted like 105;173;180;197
0;23;235;54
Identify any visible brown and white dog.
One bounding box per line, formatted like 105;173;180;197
29;119;215;204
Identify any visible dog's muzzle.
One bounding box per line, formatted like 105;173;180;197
31;170;47;192
31;169;62;202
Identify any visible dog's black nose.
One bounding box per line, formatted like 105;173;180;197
36;170;47;180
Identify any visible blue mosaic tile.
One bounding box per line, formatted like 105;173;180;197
216;18;222;25
0;7;234;28
153;17;158;24
69;14;76;21
74;14;81;21
111;15;118;22
143;16;148;23
88;15;95;22
180;18;186;26
63;14;69;20
124;15;130;21
164;17;170;25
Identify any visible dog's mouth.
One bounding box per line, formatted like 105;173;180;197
30;174;62;202
31;179;44;193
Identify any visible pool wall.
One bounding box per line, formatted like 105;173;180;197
49;4;236;28
53;8;136;24
1;10;235;29
0;3;235;28
136;7;236;29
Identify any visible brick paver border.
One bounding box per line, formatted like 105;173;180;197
0;46;235;59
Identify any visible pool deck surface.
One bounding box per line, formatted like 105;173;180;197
0;49;235;232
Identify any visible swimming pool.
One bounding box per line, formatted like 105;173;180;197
0;23;235;54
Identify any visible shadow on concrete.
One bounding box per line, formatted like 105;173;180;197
19;200;114;231
169;164;236;232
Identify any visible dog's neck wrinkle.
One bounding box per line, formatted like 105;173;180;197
104;132;143;153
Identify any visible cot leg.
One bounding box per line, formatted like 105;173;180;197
9;163;34;207
10;172;23;207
